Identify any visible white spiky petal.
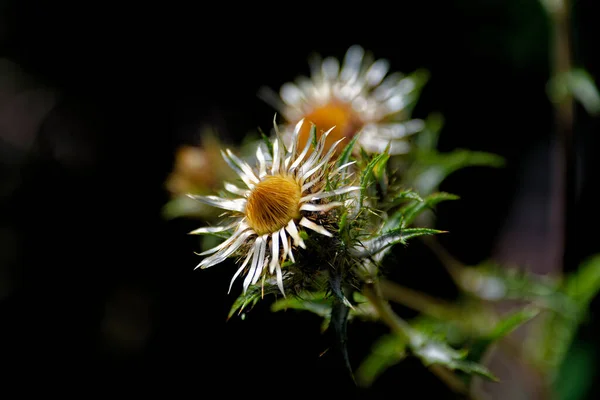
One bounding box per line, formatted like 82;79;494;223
259;45;425;155
188;119;360;296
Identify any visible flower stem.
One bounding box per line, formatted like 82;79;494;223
379;278;460;321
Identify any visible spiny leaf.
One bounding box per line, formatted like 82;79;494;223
400;227;447;242
310;124;318;148
389;189;424;206
228;287;261;320
359;152;389;207
336;133;361;168
271;291;332;318
402;191;459;227
373;152;390;197
385;191;458;231
411;337;498;382
356;227;444;257
356;334;408;387
258;126;274;158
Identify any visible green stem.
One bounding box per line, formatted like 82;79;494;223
379;278;461;321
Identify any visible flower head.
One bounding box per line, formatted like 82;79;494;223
260;45;427;155
188;118;360;295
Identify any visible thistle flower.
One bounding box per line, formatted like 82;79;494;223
260;45;427;155
163;131;238;220
188;118;361;296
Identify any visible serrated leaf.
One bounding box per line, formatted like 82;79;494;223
356;334;408;387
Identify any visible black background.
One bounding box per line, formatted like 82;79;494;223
1;0;598;397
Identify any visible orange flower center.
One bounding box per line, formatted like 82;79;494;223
245;175;302;235
296;102;362;153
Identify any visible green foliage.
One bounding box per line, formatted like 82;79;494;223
359;152;390;208
355;334;408;387
271;291;333;332
534;255;600;377
466;306;541;364
409;334;498;382
228;286;262;320
385;191;459;231
357;321;498;388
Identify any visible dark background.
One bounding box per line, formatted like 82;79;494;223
1;0;598;397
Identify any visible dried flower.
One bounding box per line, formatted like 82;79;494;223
260;45;427;155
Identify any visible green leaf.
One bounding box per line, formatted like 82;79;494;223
359;152;389;207
487;306;540;342
373;153;390;197
534;254;600;375
336;133;361;168
403;192;459;228
310;123;318;148
468;306;541;364
271;291;332;322
357;227;444;257
399;227;447;242
563;254;600;311
258;126;274;158
356;334;408;387
228;287;262;320
385;191;458;231
411;336;498;381
553;341;597;400
547;68;600;116
389;189;423;205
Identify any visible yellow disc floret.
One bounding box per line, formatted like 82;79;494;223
245;175;302;235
